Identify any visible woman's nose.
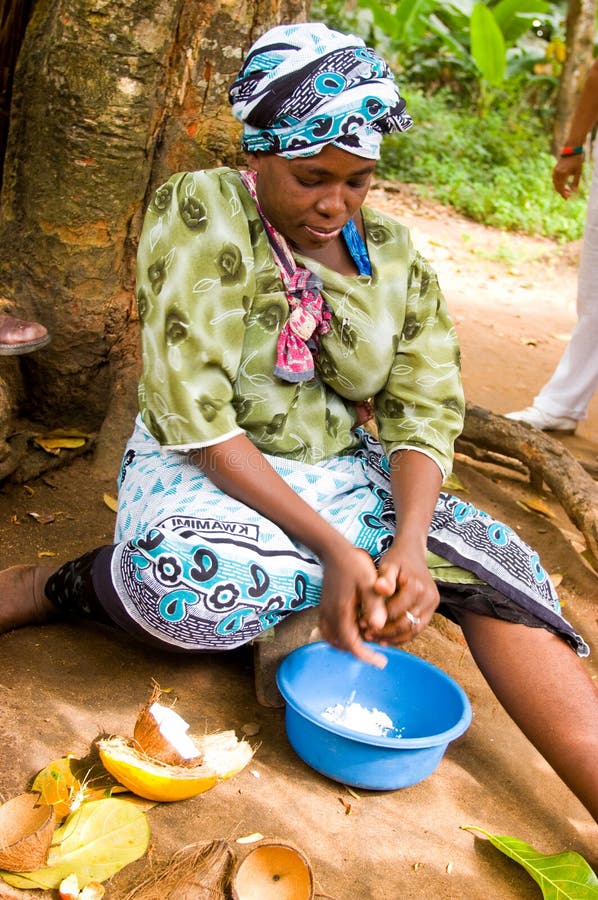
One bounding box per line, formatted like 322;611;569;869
315;186;346;217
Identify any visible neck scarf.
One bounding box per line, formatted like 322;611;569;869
230;23;412;160
240;169;331;383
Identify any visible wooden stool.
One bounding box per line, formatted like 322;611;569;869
253;607;321;707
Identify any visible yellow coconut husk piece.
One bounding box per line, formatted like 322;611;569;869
231;841;314;900
123;838;234;900
133;685;202;768
97;730;253;802
0;792;56;873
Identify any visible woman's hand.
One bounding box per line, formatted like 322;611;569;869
358;447;442;645
318;546;389;669
552;154;584;200
361;539;440;646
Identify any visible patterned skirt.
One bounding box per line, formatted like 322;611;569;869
111;416;588;656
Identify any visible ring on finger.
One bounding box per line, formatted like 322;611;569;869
405;610;421;627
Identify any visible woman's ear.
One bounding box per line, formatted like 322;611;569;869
246;152;259;172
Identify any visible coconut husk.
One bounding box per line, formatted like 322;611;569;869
122;839;234;899
0;792;55;872
231;841;314;900
133;685;202;768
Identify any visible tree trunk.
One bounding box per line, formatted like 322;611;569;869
0;0;308;475
552;0;596;153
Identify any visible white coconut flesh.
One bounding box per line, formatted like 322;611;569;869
147;703;201;760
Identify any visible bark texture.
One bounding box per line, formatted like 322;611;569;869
552;0;597;152
0;0;308;454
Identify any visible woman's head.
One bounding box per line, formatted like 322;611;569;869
229;22;412;161
246;143;377;253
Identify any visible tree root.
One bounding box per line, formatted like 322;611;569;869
458;404;598;567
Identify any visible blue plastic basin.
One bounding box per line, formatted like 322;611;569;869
276;641;472;790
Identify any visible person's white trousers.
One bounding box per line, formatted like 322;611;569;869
535;148;598;420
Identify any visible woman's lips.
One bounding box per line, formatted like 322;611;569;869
304;224;342;241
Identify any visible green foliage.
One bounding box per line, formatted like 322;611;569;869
462;826;598;898
377;88;588;241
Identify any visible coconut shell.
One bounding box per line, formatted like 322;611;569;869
231;841;314;900
0;792;55;872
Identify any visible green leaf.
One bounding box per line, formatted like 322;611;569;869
470;3;506;86
388;0;437;44
358;0;401;40
0;798;149;890
493;0;551;46
462;826;598;899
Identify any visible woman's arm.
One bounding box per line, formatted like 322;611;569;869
553;58;598;199
363;449;442;644
191;433;388;666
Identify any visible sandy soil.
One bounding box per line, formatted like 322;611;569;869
0;183;596;899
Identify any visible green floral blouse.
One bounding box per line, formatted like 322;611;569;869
136;168;465;476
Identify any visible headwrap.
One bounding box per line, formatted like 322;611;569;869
229;22;412;159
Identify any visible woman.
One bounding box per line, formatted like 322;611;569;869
1;23;597;821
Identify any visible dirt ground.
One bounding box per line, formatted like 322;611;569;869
0;182;597;899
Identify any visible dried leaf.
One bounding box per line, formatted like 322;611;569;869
462;826;598;898
337;798;351;815
38;551;58;559
27;512;56;525
516;496;555;519
103;493;118;513
236;833;263;845
443;472;467;493
344;786;361;800
33;429;90;456
579;549;598;572
31;757;120;820
0;799;150;890
549;573;563;590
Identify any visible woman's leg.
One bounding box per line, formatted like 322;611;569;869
0;547;115;634
0;564;58;632
458;610;598;822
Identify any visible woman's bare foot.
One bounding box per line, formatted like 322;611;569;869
0;565;58;633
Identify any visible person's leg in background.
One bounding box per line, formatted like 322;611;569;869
506;149;598;432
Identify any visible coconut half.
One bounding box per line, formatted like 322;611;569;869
98;731;253;802
0;792;55;873
231;842;314;900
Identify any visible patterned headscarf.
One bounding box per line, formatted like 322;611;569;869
229;22;412;159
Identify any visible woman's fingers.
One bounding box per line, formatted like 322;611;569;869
320;613;387;669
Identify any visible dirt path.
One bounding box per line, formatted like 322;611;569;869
1;185;596;899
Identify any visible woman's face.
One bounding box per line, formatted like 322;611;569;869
247;145;376;253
